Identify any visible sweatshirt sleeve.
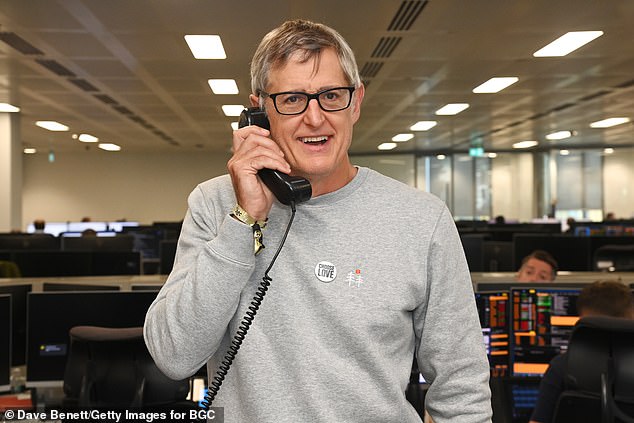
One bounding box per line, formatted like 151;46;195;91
415;206;493;423
143;184;256;380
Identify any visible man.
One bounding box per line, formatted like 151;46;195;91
33;219;46;233
144;19;491;422
529;280;634;423
515;250;558;282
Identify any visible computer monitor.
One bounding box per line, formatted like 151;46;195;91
475;291;510;375
122;226;165;259
0;294;11;392
482;241;514;271
26;221;69;237
60;231;117;238
504;376;542;423
67;222;108;233
159;239;177;274
42;283;120;292
11;251;140;277
60;234;134;252
0;283;31;366
26;290;159;387
460;234;486;272
510;286;581;377
513;234;592;271
475;281;590;293
107;221;139;232
0;233;59;250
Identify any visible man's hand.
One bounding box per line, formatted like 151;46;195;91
227;125;291;221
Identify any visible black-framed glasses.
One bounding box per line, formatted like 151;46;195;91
260;86;356;115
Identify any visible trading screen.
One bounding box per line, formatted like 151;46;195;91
510;287;580;377
476;291;510;376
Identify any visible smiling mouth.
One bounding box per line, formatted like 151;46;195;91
300;136;328;145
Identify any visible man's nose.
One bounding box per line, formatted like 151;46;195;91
302;98;325;126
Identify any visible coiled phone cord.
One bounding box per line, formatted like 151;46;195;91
200;202;297;410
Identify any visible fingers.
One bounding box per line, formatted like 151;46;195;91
229;125;290;175
227;125;289;220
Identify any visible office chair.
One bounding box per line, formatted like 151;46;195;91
552;316;634;423
63;326;194;410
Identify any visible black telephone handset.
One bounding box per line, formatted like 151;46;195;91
238;107;311;206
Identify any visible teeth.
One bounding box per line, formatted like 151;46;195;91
301;136;327;143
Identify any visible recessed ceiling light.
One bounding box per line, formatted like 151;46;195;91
377;142;397;151
410;121;437;131
208;79;239;95
392;133;414;142
546;130;573;140
98;143;121;152
487;152;498;158
603;148;614;154
512;140;539;149
589;117;630;128
36;121;69;131
78;133;99;143
23;148;37;154
0;103;20;112
221;105;245;117
184;35;226;59
435;103;469;115
436;154;446;160
559;149;570;156
533;31;603;57
472;77;519;93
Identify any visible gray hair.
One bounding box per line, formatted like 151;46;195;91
250;19;361;102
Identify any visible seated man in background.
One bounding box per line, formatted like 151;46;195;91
515;250;558;282
529;280;634;423
33;219;46;233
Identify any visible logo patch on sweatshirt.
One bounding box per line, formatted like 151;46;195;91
346;268;364;288
315;261;337;283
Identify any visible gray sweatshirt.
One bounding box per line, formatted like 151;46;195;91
144;167;492;422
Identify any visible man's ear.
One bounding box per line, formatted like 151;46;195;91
351;84;365;123
249;94;260;108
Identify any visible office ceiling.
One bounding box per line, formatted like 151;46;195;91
1;0;633;156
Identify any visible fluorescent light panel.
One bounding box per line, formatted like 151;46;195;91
0;103;20;112
533;31;603;57
435;103;469;115
590;117;630;128
98;143;121;151
78;133;99;143
377;142;397;151
546;130;573;140
513;140;538;149
410;121;437;131
184;35;226;59
392;133;414;142
23;148;37;154
472;77;519;93
222;105;245;117
559;149;570;156
36;121;69;131
208;79;239;95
